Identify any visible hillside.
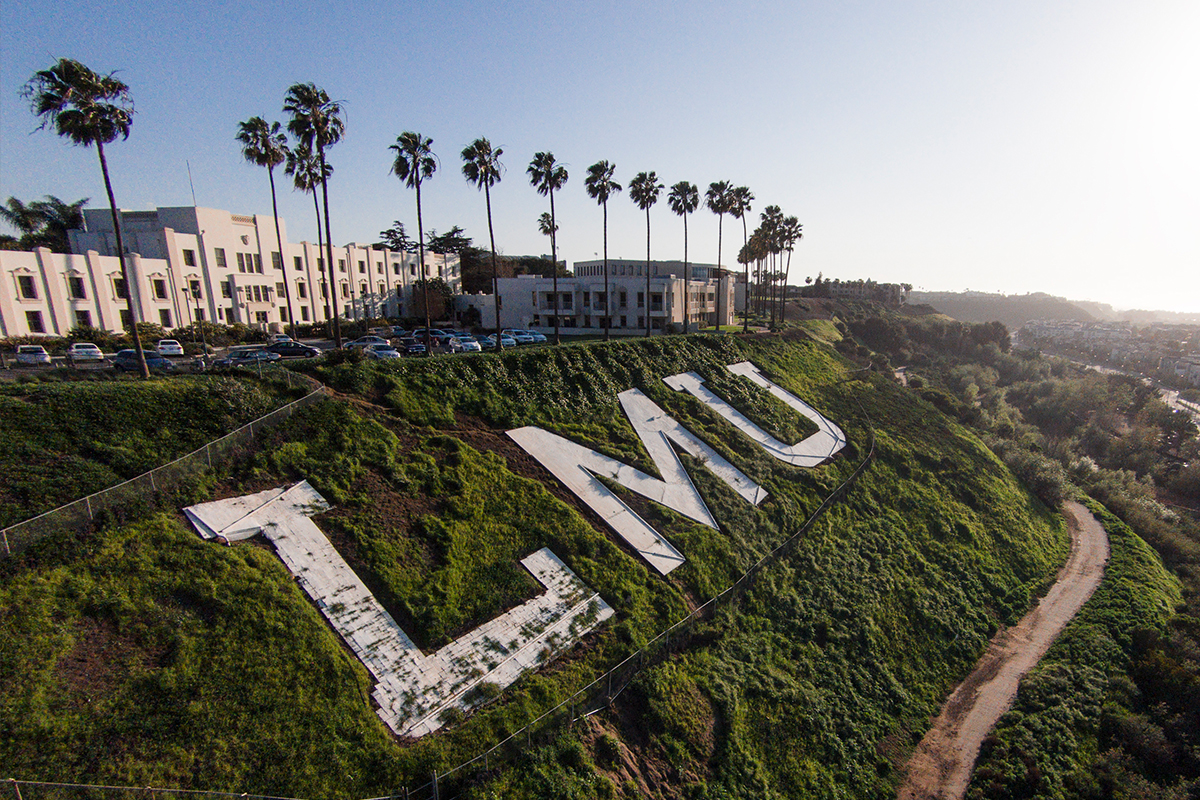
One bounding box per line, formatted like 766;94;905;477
2;333;1168;799
907;291;1095;330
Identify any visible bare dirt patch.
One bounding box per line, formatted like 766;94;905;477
897;501;1110;799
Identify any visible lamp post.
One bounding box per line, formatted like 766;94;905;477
191;285;207;353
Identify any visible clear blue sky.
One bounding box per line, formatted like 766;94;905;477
3;0;1198;313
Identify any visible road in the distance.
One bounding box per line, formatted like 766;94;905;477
898;501;1110;800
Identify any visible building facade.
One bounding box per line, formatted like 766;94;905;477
0;206;460;338
495;259;733;334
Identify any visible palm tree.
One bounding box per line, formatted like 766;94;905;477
0;198;44;239
237;116;297;339
705;181;732;331
778;216;802;323
527;152;568;345
390;132;437;351
728;186;754;332
283;83;344;346
1;195;88;252
667;182;699;334
758;205;785;325
629;171;663;337
24;59;148;377
285;142;331;323
461;138;504;347
584;161;622;341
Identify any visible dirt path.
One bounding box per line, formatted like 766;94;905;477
897;501;1110;800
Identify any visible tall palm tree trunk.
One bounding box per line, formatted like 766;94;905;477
318;151;341;348
780;248;794;323
98;141;149;378
415;180;432;352
485;182;501;346
741;216;750;333
715;216;724;331
550;189;559;345
682;213;689;335
268;166;297;339
312;192;326;322
602;201;610;341
645;207;652;338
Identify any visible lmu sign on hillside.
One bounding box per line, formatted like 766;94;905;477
507;361;847;575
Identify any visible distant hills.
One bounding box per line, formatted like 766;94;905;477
908;291;1200;330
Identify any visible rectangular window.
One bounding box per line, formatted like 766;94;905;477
252;285;262;302
338;259;346;273
392;263;401;275
340;283;348;298
276;282;286;297
224;308;234;323
320;283;328;299
279;306;289;322
301;306;310;321
153;279;167;299
69;276;86;299
114;278;128;299
637;291;645;308
26;310;45;333
317;258;325;270
358;260;365;274
189;279;201;298
409;265;416;276
272;252;282;270
619;290;627;307
196;309;204;321
256;311;268;324
297;283;308;299
376;262;383;274
120;308;132;329
582;291;590;305
254;254;263;273
532;291;537;306
561;293;573;309
236;252;247;273
183;249;197;267
214;248;227;269
360;282;367;295
159;309;172;328
294;256;304;271
18;275;37;299
221;282;231;299
75;309;91;327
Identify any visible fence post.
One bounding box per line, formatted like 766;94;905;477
2;529;10;558
150;471;157;493
85;496;93;520
432;773;438;800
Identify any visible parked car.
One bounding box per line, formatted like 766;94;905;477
265;340;321;359
364;344;402;360
481;334;518;350
397;337;427;356
523;329;548;344
267;333;293;344
156;339;185;357
345;335;390;350
502;329;536;345
15;344;51;366
66;342;105;362
112;349;175;373
449;334;482;353
212;349;281;368
410;329;454;346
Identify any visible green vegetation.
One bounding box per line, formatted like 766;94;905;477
2;332;1093;798
853;306;1200;798
0;375;299;527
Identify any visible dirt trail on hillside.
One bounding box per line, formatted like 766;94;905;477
897;501;1109;800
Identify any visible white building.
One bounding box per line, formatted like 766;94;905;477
495;259;733;334
0;205;460;338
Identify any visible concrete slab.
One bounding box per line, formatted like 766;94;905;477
664;362;847;467
184;484;613;738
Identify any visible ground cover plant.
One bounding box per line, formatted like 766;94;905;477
0;375;302;527
2;333;1086;799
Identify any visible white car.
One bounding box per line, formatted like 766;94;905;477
156;339;185;357
16;344;51;366
449;335;482;353
66;342;105;362
267;333;293;344
365;344;403;360
502;329;536;345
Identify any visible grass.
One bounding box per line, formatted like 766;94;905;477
0;333;1095;799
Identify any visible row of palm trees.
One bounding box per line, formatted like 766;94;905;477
24;59;805;362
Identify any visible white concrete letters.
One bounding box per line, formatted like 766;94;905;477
507;387;766;576
663;361;847;467
508;361;846;575
185;482;613;738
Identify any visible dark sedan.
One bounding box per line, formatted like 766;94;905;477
111;349;175;373
265;341;321;359
213;349;282;368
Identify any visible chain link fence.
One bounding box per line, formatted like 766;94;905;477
0;368;329;558
7;779;306;800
